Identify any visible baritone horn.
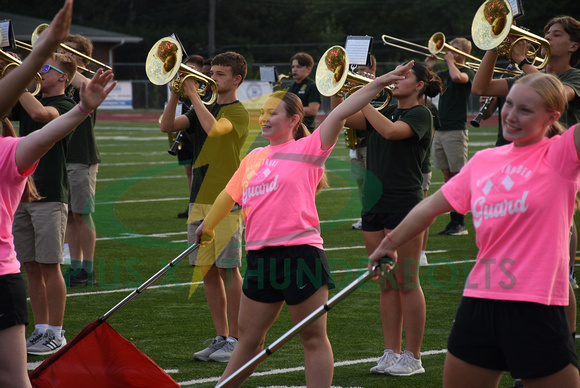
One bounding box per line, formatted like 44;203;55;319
0;49;42;95
471;0;550;69
315;46;391;111
146;36;217;105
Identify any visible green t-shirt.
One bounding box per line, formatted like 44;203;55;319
362;104;433;214
65;72;101;164
14;94;76;202
185;101;249;204
287;78;321;131
506;68;580;128
437;67;475;131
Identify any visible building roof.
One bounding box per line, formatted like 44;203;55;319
0;12;142;44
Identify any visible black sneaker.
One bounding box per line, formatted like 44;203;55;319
447;223;468;236
177;209;189;219
69;269;97;287
63;267;81;287
438;221;454;235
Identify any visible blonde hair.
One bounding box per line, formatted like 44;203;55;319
514;73;567;137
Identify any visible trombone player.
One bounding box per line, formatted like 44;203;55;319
425;37;475;237
60;34;102;287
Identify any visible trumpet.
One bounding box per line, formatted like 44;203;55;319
16;24;112;74
471;0;550;70
146;36;217;105
381;33;519;76
315;45;391;111
0;49;42;95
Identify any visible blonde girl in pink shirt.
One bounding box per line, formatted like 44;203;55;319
196;61;417;388
370;73;580;387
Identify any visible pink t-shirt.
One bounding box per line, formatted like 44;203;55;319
0;137;37;276
226;129;332;250
442;126;580;306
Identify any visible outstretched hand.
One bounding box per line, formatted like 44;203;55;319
375;60;414;87
32;0;73;58
78;69;117;111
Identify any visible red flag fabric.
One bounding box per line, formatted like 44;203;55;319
30;320;179;388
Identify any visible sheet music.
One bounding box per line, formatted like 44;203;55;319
345;36;372;66
0;20;11;48
507;0;523;18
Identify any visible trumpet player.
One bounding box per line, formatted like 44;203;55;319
426;37;475;237
160;51;249;363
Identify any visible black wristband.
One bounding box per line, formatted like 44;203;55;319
518;58;532;70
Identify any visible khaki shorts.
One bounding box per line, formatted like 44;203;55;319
13;201;67;264
433;130;469;173
187;203;243;268
67;163;98;214
350;146;367;181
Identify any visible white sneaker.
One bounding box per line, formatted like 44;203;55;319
369;349;400;374
25;329;45;349
209;336;237;362
352;219;362;230
27;329;67;356
193;336;227;361
420;252;428;266
384;350;425;376
570;268;579;290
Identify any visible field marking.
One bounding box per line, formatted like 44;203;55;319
175;348;448;386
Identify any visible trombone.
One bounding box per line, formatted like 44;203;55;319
381;33;520;76
146;36;217;105
315;45;391;111
16;23;112;74
471;0;550;70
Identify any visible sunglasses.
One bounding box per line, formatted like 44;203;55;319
41;64;69;82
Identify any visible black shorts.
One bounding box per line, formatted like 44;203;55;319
361;211;408;232
243;245;334;305
448;297;578;379
0;273;29;330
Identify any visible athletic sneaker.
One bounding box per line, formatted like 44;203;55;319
369;349;400;374
513;379;524;388
193;336;227;361
69;269;97;287
209;336;238;362
352;219;362;230
25;329;45;349
27;329;67;356
420;252;428;266
446;223;468;236
384;350;425;376
438;221;454;235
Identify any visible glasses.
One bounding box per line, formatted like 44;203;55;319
41;64;69;82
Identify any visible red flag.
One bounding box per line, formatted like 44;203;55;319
30;320;179;388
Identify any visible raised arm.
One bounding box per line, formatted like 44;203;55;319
319;60;415;149
471;51;509;97
15;69;116;173
0;0;73;116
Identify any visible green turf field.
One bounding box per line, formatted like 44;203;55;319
24;119;580;387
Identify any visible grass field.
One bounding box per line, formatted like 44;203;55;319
24;117;580;387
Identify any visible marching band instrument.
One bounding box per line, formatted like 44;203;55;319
344;127;358;150
315;45;391;111
277;73;290;91
146;36;217;105
168;130;185;156
382;33;519;76
471;0;550;70
0;49;42;95
17;23;113;73
470;62;516;127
